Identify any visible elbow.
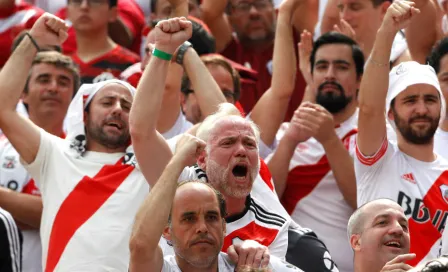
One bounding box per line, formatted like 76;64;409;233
129;234;151;260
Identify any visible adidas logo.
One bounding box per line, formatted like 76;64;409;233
401;173;416;184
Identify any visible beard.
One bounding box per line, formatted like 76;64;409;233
316;81;353;114
392;109;439;145
86;117;130;150
206;158;259;199
169;230;220;269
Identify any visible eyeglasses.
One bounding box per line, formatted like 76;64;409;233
232;0;272;13
69;0;108;7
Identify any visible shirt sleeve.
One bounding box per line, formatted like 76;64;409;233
0;209;22;272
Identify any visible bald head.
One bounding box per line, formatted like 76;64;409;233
347;199;404;238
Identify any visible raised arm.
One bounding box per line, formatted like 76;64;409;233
129;134;206;272
0;188;42;229
200;0;233;52
130;18;192;186
405;0;440;63
0;14;68;164
357;1;419;156
250;0;299;146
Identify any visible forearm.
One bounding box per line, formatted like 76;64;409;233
267;137;298;198
130;57;171;138
183;48;226;116
0;37;37;118
321;136;357;209
130;158;185;257
0;188;42;229
200;0;232;52
200;0;228;22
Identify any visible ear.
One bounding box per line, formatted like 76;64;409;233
180;93;188;113
108;6;118;23
387;109;395;121
350;234;362;251
163;225;172;241
197;149;207;170
380;1;391;17
21;92;29;104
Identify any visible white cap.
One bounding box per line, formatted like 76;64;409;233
386;61;446;126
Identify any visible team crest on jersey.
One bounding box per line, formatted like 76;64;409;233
396;63;408;75
123;152;137;167
439;184;448;204
2;156;16;169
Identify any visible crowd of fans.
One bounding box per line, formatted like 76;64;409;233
0;0;448;271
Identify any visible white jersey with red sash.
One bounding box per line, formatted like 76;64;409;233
355;137;448;266
23;129;148;272
172;159;291;259
265;111;358;272
0;134;42;272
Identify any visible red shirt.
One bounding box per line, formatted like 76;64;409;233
57;0;144;55
221;36;306;121
71;45;140;84
0;2;44;67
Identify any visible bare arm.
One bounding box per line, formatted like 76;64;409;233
251;0;299;146
200;0;233;52
129;134;205;272
405;0;438;63
320;133;356;209
183;48;226;118
291;0;319;35
358;2;419;156
0;188;42;229
0;14;68;164
130;18;192;187
320;0;341;35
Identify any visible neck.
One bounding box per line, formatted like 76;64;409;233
225;195;247;217
440;118;448;132
29;111;64;137
333;102;357;125
85;136;127;154
353;258;380;272
75;28;116;61
175;255;219;272
397;136;436;162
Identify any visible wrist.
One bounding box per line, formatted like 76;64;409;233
319;132;339;147
152;47;173;61
377;26;398;38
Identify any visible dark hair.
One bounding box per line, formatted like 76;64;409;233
151;0;200;14
310;31;364;79
11;31;62;53
427;37;448;74
167;180;227;224
24;51;80;96
420;256;448;272
108;0;117;7
371;0;392;7
181;54;241;101
225;0;274;14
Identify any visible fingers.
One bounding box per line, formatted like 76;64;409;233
260;249;270;268
227;245;239;264
237;247;248;268
381;263;414;271
387;254;416;265
252;247;264;268
156;17;192;33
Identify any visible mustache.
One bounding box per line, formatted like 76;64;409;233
409;115;434;123
103;116;126;127
189;234;215;246
317;81;344;93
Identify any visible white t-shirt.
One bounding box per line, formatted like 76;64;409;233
355;138;448;266
435;128;448;160
161;252;303;272
161;111;193;140
265;111;358;272
23;129;149;271
0;135;42;272
174;164;291;259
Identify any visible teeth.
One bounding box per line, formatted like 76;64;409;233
235;176;246;180
386;242;400;247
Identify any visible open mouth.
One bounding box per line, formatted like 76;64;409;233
106;122;122;130
232;164;248;180
384;241;401;248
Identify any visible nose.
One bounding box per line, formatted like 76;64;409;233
195;217;208;234
80;0;89;9
340;7;352;23
47;79;59;94
111;101;124;116
389;220;404;236
249;4;260;15
324;65;336;81
415;99;430;115
234;141;248;158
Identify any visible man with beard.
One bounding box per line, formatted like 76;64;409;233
0;13;162;271
266;31;363;272
130;15;338;272
348;199;415;272
129;134;303;271
356;0;448;267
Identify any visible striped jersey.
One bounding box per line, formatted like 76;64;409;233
265;111;358;272
0;207;22;272
23;129;149;271
355;137;448;266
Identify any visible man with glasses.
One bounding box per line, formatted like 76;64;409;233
201;0;310;121
66;0;140;84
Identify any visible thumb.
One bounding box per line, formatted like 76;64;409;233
58;29;68;43
227;245;239;264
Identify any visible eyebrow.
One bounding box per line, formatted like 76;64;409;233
315;59;351;66
181;211;196;218
99;96;132;104
373;214;407;224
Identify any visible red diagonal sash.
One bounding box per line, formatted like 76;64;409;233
45;158;134;272
281;129;357;214
408;171;448;266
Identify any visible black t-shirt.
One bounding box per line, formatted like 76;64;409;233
0;208;22;272
287;227;339;272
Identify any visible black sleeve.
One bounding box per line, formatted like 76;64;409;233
0;209;22;272
286;227;339;272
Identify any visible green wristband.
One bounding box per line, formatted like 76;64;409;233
152;48;173;61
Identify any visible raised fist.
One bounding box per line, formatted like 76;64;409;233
29;13;68;49
382;0;420;33
153;17;193;55
174;134;206;167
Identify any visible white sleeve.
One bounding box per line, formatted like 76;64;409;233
177;167;197;183
441;223;448;256
267;223;289;260
21;128;63;192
